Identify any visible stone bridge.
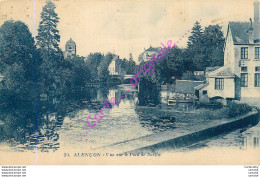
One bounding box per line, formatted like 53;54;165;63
108;74;134;84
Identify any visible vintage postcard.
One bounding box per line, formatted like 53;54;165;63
0;0;259;165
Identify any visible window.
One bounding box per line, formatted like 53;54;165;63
215;78;224;90
241;73;248;87
241;67;248;72
241;47;248;59
203;90;207;95
255;73;260;87
255;66;260;72
256;47;260;59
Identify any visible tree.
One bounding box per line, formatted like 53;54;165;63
0;20;35;75
127;53;136;74
37;0;60;55
187;21;204;49
36;0;64;94
98;53;114;81
153;46;185;84
203;25;224;67
186;22;224;71
66;56;91;92
186;21;206;70
85;52;104;81
0;20;35;103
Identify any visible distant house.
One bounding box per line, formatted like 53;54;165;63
193;71;204;76
139;45;161;62
108;55;125;75
196;0;260;101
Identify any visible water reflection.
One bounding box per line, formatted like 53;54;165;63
0;84;259;153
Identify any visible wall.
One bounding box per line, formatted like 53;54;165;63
224;28;235;67
205;77;235;99
234;44;260;97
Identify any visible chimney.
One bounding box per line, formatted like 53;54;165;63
254;0;260;42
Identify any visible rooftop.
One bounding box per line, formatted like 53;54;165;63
229;22;252;44
207;65;235;78
175;80;204;94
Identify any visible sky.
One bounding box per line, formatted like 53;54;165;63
0;0;256;62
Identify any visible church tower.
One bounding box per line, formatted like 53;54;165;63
64;38;76;59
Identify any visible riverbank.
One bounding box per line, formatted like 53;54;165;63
96;109;259;153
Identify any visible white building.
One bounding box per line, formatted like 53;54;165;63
196;0;260;102
63;38;76;59
138;45;161;62
108;55;121;75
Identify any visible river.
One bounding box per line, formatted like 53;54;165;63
0;85;259;153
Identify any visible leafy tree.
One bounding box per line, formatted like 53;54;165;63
181;71;196;80
154;46;185;84
203;25;224;67
85;52;104;81
0;20;35;76
137;77;160;106
186;22;224;70
0;20;35;103
63;56;91;96
98;53;114;81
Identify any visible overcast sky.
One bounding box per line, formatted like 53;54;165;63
0;0;255;62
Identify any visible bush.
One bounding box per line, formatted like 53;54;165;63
227;102;252;117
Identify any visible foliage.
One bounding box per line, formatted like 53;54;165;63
118;53;137;75
0;20;35;103
36;0;65;96
98;53;114;81
181;71;196;80
186;22;225;70
137;77;160;106
0;20;35;74
151;46;185;84
37;0;60;53
181;71;205;81
85;52;104;81
227;102;252;117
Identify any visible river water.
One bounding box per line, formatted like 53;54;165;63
0;85;259;153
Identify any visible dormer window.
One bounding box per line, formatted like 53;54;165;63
241;47;248;59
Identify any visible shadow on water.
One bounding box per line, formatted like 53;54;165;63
0;85;113;152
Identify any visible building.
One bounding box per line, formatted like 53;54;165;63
63;38;76;59
194;71;205;76
205;67;220;78
108;55;125;75
196;0;260;102
139;45;161;62
175;80;204;99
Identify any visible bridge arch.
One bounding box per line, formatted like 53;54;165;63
123;78;131;84
110;78;121;84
